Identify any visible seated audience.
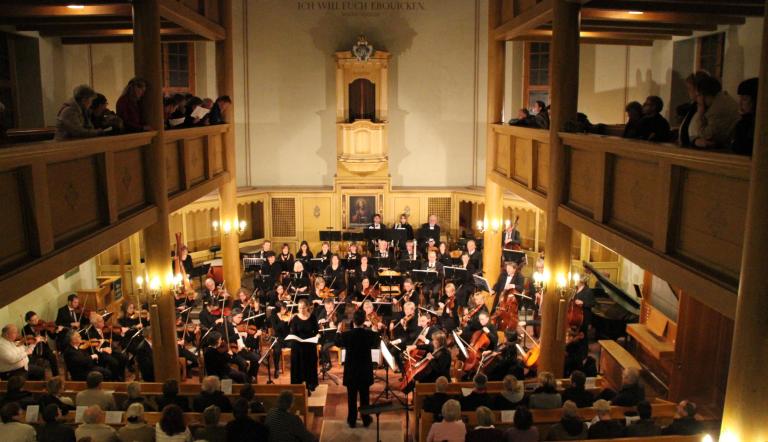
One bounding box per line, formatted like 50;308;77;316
76;405;118;442
587;399;623;439
622;101;643;139
117;403;155;442
493;375;524;410
662;400;702;436
155;404;191;442
116;77;150;133
122;382;156;412
509;108;535;127
183;97;206;127
423;376;454;421
0;324;44;380
208;96;232;125
425;399;465;442
264;390;315;442
504;406;538;442
193;376;232;412
731;77;758;155
239;383;266;413
54;85;105;141
155;379;189;412
561;370;594;408
225;398;269;442
0;376;35;408
466;406;503;442
90;94;123;133
0;402;36;442
37;403;76;442
532;100;549;129
689;75;740;149
610;367;644;407
76;371;117;411
193;405;225;442
528;371;562;409
39;376;76;414
637;96;671;141
625;400;661;437
545;400;587;440
677;70;711;146
460;373;491;411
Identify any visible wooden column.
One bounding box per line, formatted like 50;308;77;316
216;0;241;291
482;0;505;297
720;3;768;440
538;0;580;377
132;0;180;382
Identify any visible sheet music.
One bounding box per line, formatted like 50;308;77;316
24;405;39;423
75;406;87;423
221;379;233;395
501;410;516;423
105;411;124;425
285;334;320;344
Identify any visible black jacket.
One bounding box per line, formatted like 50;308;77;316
36;422;76;442
561;385;594;408
418;223;441;244
193;390;232;412
661;417;702;436
611;382;645;407
338;327;380;387
225;416;269;442
625;419;661;437
587;419;624;439
62;345;95;381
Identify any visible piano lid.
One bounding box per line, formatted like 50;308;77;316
583;261;641;316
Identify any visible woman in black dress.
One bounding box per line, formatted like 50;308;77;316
278;243;294;273
437;241;453;267
289;299;319;392
355;255;376;289
296;241;313;267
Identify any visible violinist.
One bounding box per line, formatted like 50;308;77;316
463;291;490;327
23;311;59;377
55;294;88;331
438;283;460;331
232;287;254;312
491;261;525;313
388;302;419;372
268;301;291;377
202;331;248;383
62;330;109;381
312;277;332;304
400;239;421;263
316;298;342;372
266;283;289;307
118;301;145;330
361;300;385;334
228;309;260;381
392;213;415;252
323;254;347;296
202;277;229;308
403;330;451;391
288;299;320;393
242;293;266;320
354;277;378;303
355;256;376;289
278;243;294;273
484;329;525;381
465;239;482;270
85;312;127;381
199;301;224;331
456;253;477;307
0;324;43;380
398;278;420;309
174;286;195;322
288;261;310;296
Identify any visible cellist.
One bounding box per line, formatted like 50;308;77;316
402;330;451;392
462;291;489;327
387;302;419;372
461;311;498;353
491;261;525;313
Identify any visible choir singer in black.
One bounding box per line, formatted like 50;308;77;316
338;309;380;428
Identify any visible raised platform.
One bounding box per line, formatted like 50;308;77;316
320;419;402;442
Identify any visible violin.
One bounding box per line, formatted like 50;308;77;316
461;304;484;326
236;322;262;336
317;287;334;299
363;286;380;298
366;311;383;331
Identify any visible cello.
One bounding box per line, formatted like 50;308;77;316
491;288;519;332
460;329;491;375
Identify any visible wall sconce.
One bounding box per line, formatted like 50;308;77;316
212;218;247;236
477;218;504;234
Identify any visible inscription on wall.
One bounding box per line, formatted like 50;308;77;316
297;1;426;16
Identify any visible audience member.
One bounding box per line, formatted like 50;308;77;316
54;85;104;141
622;101;643;139
466;406;503;442
238;383;266;413
423;376;454;421
493;375;524;410
662;400;702;436
90;94;123;133
193;376;231;412
39;376;76;414
677;70;711;146
116;77;150;133
226;398;269;442
637;96;671;141
0;402;36;442
460;373;491;411
689;75;740;149
561;371;594;408
532;100;550;129
528;371;562;409
425;399;465;442
509;108;534;126
76;371;117;411
155;405;191;442
122;382;156;412
731;77;758;155
208;96;232;125
155;380;189;412
36;403;76;442
587;399;623;439
117;403;155;442
545;400;587;440
0;324;44;380
0;376;35;408
264;390;315;442
610;367;644;407
504;406;538;442
183;97;206;127
625;400;661;437
193;405;225;442
75;405;118;442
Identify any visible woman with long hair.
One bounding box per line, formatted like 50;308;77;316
116;77;150;133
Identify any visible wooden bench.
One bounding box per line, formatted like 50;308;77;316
598;340;642;391
418;399;678;442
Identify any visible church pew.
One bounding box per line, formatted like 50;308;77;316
19;411;286;426
598;339;642;391
417;399;678;442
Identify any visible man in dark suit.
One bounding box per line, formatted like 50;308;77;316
366;214;387;251
491;261;525;313
338;309;380;428
501;224;521;249
420;250;444;304
55;294;86;330
465;239;482;270
419;214;441;246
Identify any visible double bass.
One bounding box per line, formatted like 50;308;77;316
491;288;519;332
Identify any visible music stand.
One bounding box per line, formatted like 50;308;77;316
411;269;439;287
364;228;385;251
472;274;492;293
342;231;364;242
397;257;421;274
502;249;527;265
389;228;408;251
258;337;279;384
444;266;468;282
319;230;341;251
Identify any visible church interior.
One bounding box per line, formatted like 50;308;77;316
0;0;765;441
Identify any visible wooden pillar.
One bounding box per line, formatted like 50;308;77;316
720;3;768;440
216;0;241;291
482;0;505;299
538;0;580;377
132;0;179;382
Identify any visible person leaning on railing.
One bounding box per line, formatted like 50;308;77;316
54;85;108;141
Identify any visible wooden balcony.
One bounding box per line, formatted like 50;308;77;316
0;124;231;302
488;124;550;208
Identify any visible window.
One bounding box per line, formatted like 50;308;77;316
162;43;195;94
524;42;550;107
697;33;725;81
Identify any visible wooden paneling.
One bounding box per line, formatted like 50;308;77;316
209;132;224;174
0;169;31;270
495;132;511;176
535;139;549;192
566;147;597;215
607;156;656;244
512;137;532;185
165;140;182;194
113;148;147;217
185;137;206;186
489;125;549;210
48;157;103;246
301;197;332;243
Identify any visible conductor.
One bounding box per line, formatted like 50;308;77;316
338;309;380;428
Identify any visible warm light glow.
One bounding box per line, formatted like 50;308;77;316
701;435;714;442
533;272;543;284
67;4;85;9
572;272;580;283
135;276;143;288
491;219;500;231
222;220;232;234
165;273;174;286
174;273;183;286
239;220;247;231
627;10;644;15
504;219;511;228
212;220;219;230
720;431;739;442
149;277;161;291
556;273;567;288
476;220;483;230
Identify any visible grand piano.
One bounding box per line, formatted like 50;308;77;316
583;261;641;340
